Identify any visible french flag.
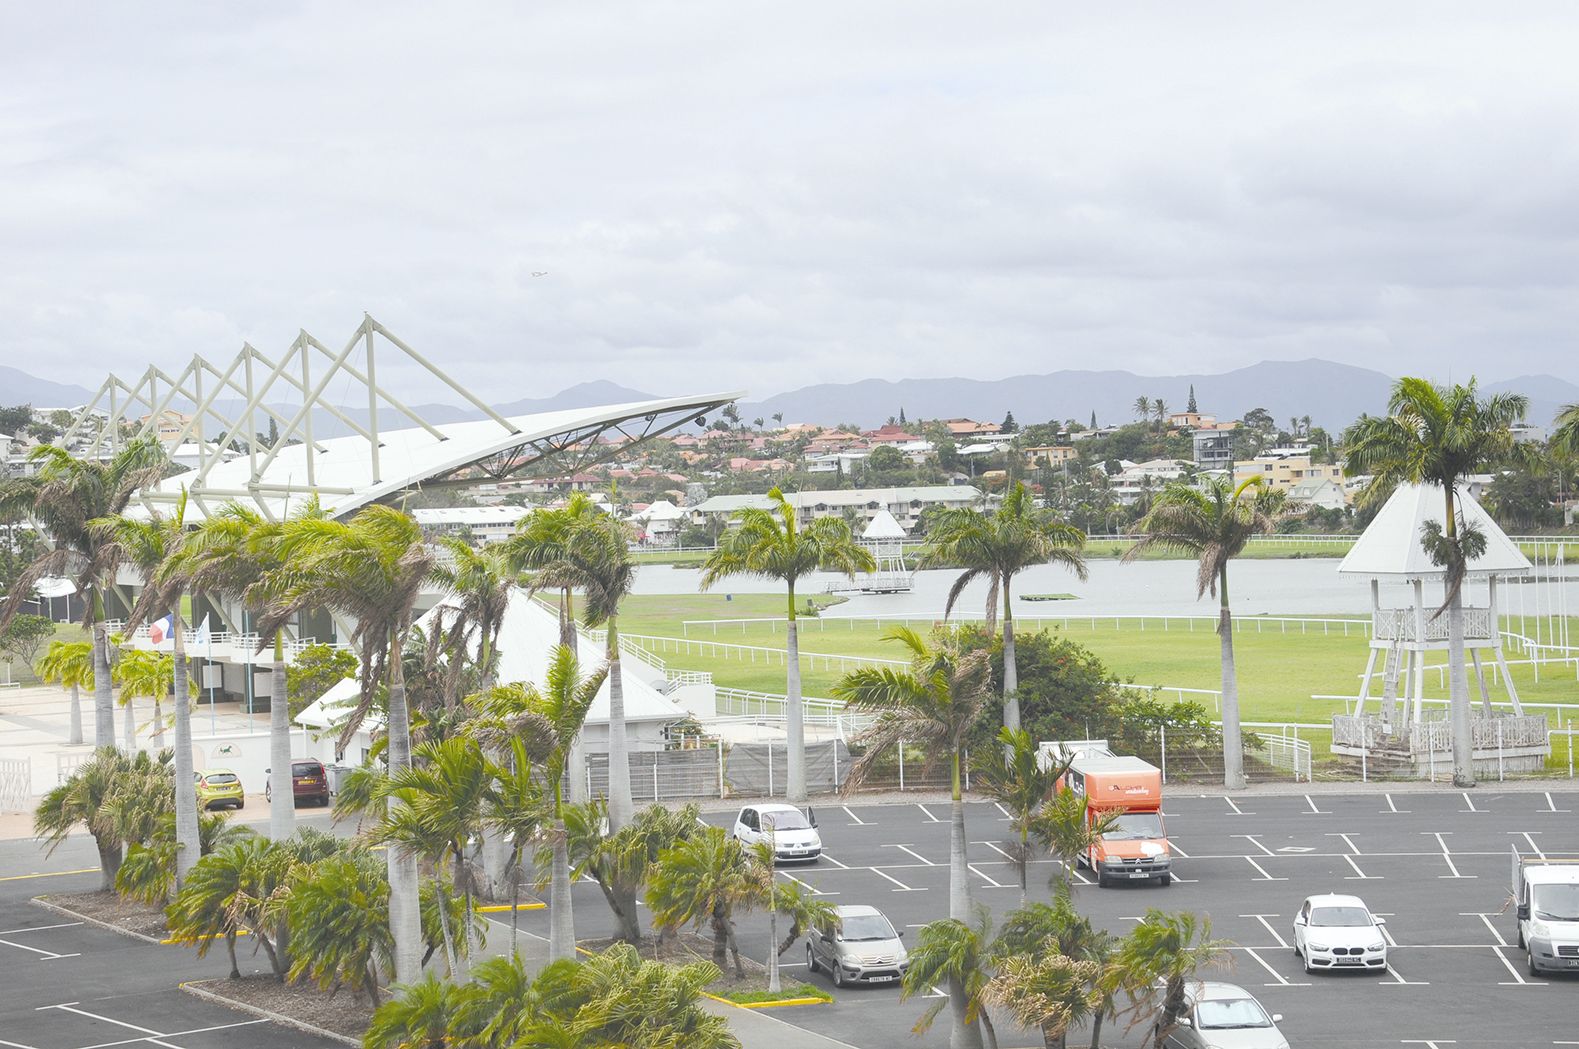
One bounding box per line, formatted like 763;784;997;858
148;614;175;645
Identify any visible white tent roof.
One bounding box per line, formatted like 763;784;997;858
1338;482;1530;580
633;499;684;522
297;593;690;733
862;508;908;540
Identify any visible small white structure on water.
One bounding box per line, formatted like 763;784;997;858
858;509;913;593
1330;482;1549;776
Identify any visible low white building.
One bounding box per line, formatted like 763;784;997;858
631;499;686;545
412;506;532;546
1285;478;1348;511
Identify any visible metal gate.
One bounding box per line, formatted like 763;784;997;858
0;757;31;811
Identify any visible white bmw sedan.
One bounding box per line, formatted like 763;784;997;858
1292;893;1388;974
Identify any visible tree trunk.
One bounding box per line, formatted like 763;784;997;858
93;614;115;750
225;931;240;979
151;696;165;748
68;684;83;746
566;734;588;806
1448;585;1475;787
171;616;200;886
435;861;460;979
1217;574;1246;790
268;632;296;840
710;907;729;970
1002;576;1019;754
785;590;807;804
611;885;642;943
1088;1012;1103;1049
949;972;984;1049
509;849;522;959
385;638;424;986
122;693;137;752
725;920;745;978
548;817;576;963
96;837;122;892
767;904;781;993
606;619;633;831
948;754;971;922
1018;824;1029;905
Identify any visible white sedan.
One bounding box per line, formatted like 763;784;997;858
1292;893;1388;974
732;803;822;863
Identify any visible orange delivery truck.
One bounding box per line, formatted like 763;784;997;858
1047;741;1172;888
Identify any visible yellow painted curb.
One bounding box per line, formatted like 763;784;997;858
162;929;251;945
476;902;546;913
702;990;831;1010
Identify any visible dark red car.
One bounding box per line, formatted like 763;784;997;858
265;759;331;807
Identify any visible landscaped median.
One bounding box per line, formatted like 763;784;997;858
706;982;832;1009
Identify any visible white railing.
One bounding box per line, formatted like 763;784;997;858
1373;606;1494;643
619;632;905;672
680;612;1373;640
1257;734;1313;782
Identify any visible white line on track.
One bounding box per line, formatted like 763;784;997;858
885;844;935;866
1235;834;1275;856
1242;914;1289;949
1241;946;1306;986
1223;796;1252;816
1303;794;1329;814
1343;854;1380;880
1429;832;1474;878
1490;945;1546;986
1244;857;1287;882
1513;831;1545;859
1464;912;1508;947
1382;793;1409;814
916;804;942;823
868;867;926;892
842;806;870;825
1460;792;1481;813
0;922;80;936
968;864;1009;888
1543;792;1570;814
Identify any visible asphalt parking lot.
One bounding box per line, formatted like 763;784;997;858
518;788;1579;1048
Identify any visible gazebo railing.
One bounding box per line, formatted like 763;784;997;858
1372;606;1494;643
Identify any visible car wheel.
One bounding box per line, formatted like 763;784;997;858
1528;951;1541;978
1516;926;1525;949
1156;874;1171;887
831;964;844;988
1303;952;1315;976
319;794;330;807
1095;871;1110;888
235;798;244;810
1293;940;1301;959
806;943;817;974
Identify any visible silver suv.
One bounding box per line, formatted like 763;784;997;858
806;904;908;988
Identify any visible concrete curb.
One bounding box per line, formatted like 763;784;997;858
31;894;164;945
702;989;832;1010
179;980;362;1047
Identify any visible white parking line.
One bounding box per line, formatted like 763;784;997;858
1383;960;1427;985
1382;793;1409;814
868;867;926;892
0;922;81;936
779;871;837;896
1429;832;1475;879
916;804;942;823
1328;832;1363;855
0;936;78;960
1244;857;1287;882
1242;914;1289;949
1543;792;1570;814
1303;794;1329;814
818;853;851;869
1236;834;1275;857
1168;839;1190;858
1240;946;1305;986
973;840;1016;861
78;1019;270;1049
842;806;870;825
1490;945;1547;986
1374;913;1399;947
885;844;935;866
1402;1039;1455;1047
1513;831;1545;859
37;1005;173;1047
1465;912;1509;947
1343;854;1380;880
968;864;1010;888
1460;792;1481;813
1224;796;1253;816
992;802;1013;822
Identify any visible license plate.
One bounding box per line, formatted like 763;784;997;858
868;975;896;983
1128;871;1151;879
1337;958;1361;965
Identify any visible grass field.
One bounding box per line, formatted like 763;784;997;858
608;595;1579;772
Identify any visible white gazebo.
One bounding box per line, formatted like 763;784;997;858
858;509;913;593
1331;482;1550;775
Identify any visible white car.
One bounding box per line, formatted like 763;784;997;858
1156;982;1288;1049
732;803;821;863
1292;893;1388;974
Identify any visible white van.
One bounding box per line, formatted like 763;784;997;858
1512;847;1579;975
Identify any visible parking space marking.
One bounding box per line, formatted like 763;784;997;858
992;802;1013;822
1244;857;1287;882
1343;854;1380;880
1513;831;1545;859
916;804;942;823
967;864;1011;888
0;1039;38;1049
841;806;870;826
1382;794;1409;814
1490;945;1547;986
1373;914;1399;948
1303;794;1329;815
1235;834;1275;857
0;868;98;883
1328;832;1363;855
1240;946;1307;987
1402;1040;1454;1047
1167;838;1189;858
77;1018;272;1049
37;1004;176;1047
818;853;851;869
32;1003;271;1049
1464;912;1508;947
868;867;926;892
884;844;935;866
1383;960;1427;985
0;935;79;960
779;871;837;896
1460;792;1482;814
1223;796;1252;816
0;922;81;936
1543;792;1570;814
1242;914;1289;949
1428;833;1474;878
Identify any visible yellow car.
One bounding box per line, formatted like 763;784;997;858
195;769;245;810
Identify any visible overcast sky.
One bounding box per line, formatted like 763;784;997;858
5;2;1579;403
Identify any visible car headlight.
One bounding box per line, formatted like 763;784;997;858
1369;943;1386;952
1309;943;1328;952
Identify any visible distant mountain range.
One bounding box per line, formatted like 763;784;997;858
5;361;1574;436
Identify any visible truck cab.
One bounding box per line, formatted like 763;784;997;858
1048;742;1171;888
1512;847;1579;976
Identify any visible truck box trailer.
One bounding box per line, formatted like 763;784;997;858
1045;740;1172;888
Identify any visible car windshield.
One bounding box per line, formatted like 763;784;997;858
1532;884;1579;922
1196;998;1272;1029
761;810;811;831
1101;812;1163;840
1310;906;1372;927
204;774;238;785
839;914;897;941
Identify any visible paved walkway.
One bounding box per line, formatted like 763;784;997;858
700;998;858;1049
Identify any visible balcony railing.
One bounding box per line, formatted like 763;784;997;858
1372;606;1493;643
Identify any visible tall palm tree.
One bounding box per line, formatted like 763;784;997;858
35;639;93;747
1122;476;1285;789
902;913;999;1049
1152;399;1167;430
1345;379;1529;787
985;953;1100;1049
112;650;174;748
1132;396;1151;424
836;628;994;923
1113;909;1231;1048
701;487;875;803
646;825;763;977
263;504;433;984
535;513;638;829
1554;402;1579;458
995;897;1117;1049
0;437;166;749
1031;787;1119;894
924;482;1086;744
562;799;700;945
35;746;172;890
975;727;1063;900
167;499;325;841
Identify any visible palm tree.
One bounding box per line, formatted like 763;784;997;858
701;487;875;803
1031;787;1119;894
1345;379;1529;787
35;639;92;747
995;896;1117;1049
116;811;253;905
923;482;1086;744
566;943;738;1049
1554;402;1579;458
263;504;433;984
901;914;999;1049
1152;399;1167;430
836;629;994;923
1133;396;1151;424
646;825;763;977
479;733;546;959
974;727;1063;900
286;848;393;1003
985;953;1101;1049
364;973;460;1049
1113;909;1231;1048
166;835;295;980
35;746;172;890
562;799;700;945
1122;476;1285;789
0;437;166;749
112;650;175;749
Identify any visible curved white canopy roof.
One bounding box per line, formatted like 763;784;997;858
1337;482;1530;580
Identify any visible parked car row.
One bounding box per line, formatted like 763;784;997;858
192;759;332;811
